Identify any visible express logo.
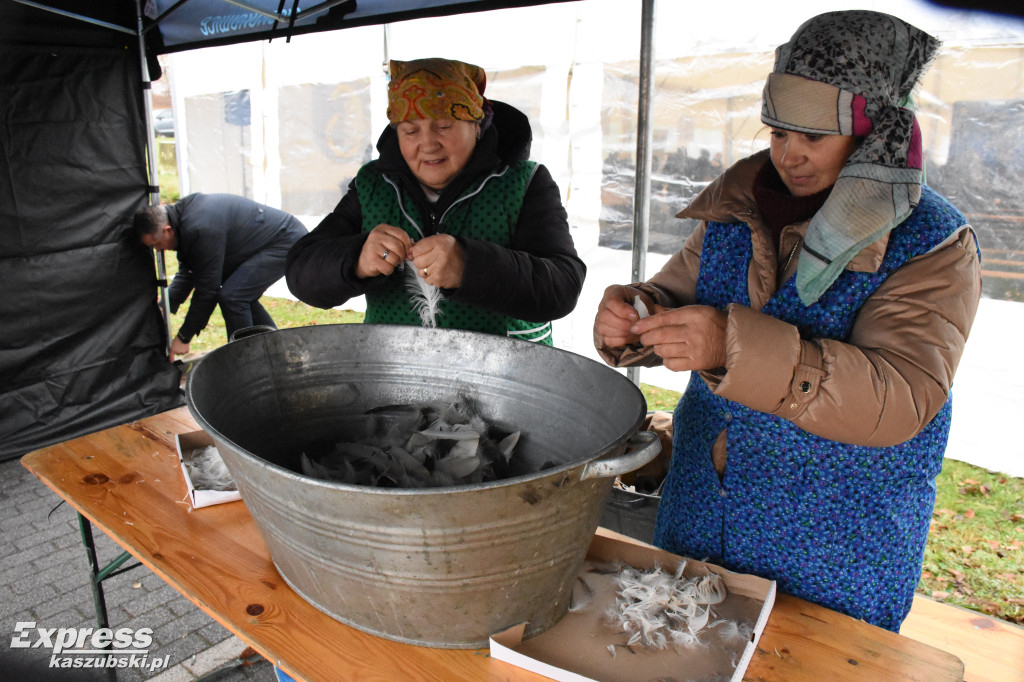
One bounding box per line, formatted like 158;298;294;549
10;621;153;654
9;622;169;672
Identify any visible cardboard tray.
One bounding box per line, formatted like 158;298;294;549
175;430;242;509
490;530;776;682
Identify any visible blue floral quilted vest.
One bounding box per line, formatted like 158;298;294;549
653;186;972;631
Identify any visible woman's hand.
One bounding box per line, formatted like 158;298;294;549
594;285;645;349
356;225;413;279
632;305;727;372
408;234;464;289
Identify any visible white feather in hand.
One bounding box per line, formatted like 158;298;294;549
405;264;443;328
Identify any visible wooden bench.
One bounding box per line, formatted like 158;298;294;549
900;595;1024;682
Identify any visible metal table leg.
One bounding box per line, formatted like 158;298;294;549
78;513;142;629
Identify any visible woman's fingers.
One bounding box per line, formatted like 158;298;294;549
594;285;644;347
356;225;412;278
634;305;728;371
409;235;464;288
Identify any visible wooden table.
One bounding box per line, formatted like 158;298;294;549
22;407;965;681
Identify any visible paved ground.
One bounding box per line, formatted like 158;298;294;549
0;456;276;681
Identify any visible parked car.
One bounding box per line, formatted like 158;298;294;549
153;109;174;137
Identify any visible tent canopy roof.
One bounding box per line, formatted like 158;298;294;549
2;0;577;55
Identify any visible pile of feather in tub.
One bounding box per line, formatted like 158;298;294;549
299;395;543;488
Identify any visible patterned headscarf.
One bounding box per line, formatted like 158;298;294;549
386;58;487;125
761;11;940;305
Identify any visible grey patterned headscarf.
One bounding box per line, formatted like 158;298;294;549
761;11;941;305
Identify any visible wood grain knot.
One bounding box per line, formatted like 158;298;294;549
246;604;265;616
119;473;137;484
83;473;110;485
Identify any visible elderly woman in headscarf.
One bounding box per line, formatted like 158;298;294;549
286;58;585;345
593;11;982;631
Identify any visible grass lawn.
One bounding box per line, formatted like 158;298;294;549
168;289;1023;626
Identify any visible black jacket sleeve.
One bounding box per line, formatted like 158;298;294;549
452;164;586;322
177;228;229;341
284;180;382;309
167;270;193;314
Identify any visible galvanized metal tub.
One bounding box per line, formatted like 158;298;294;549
185;324;659;648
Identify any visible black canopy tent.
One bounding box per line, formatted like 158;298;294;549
0;0;584;462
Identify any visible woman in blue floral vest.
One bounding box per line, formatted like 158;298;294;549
594;11;982;632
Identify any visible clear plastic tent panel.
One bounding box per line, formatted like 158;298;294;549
184;90;253;196
278;79;374;216
595;44;1024;301
171;5;1024;302
597;53;774;254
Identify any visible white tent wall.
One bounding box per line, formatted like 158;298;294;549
163;0;1024;476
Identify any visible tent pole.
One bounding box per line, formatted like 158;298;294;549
136;0;172;356
627;0;656;387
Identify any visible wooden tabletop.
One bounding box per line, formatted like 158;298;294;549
22;407;965;681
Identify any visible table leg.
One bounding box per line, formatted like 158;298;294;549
75;514;262;679
77;514;141;630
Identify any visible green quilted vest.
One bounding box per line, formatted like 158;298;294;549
357;161;553;345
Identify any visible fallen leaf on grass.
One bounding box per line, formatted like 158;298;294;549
977;602;1001;616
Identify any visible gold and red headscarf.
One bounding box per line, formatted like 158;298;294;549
386;58;487;125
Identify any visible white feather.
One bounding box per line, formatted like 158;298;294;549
184;446;237;491
632;294;650;319
405;265;442;328
604;562;729;651
569;576;595;612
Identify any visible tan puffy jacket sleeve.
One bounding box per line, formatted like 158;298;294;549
711;226;981;447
